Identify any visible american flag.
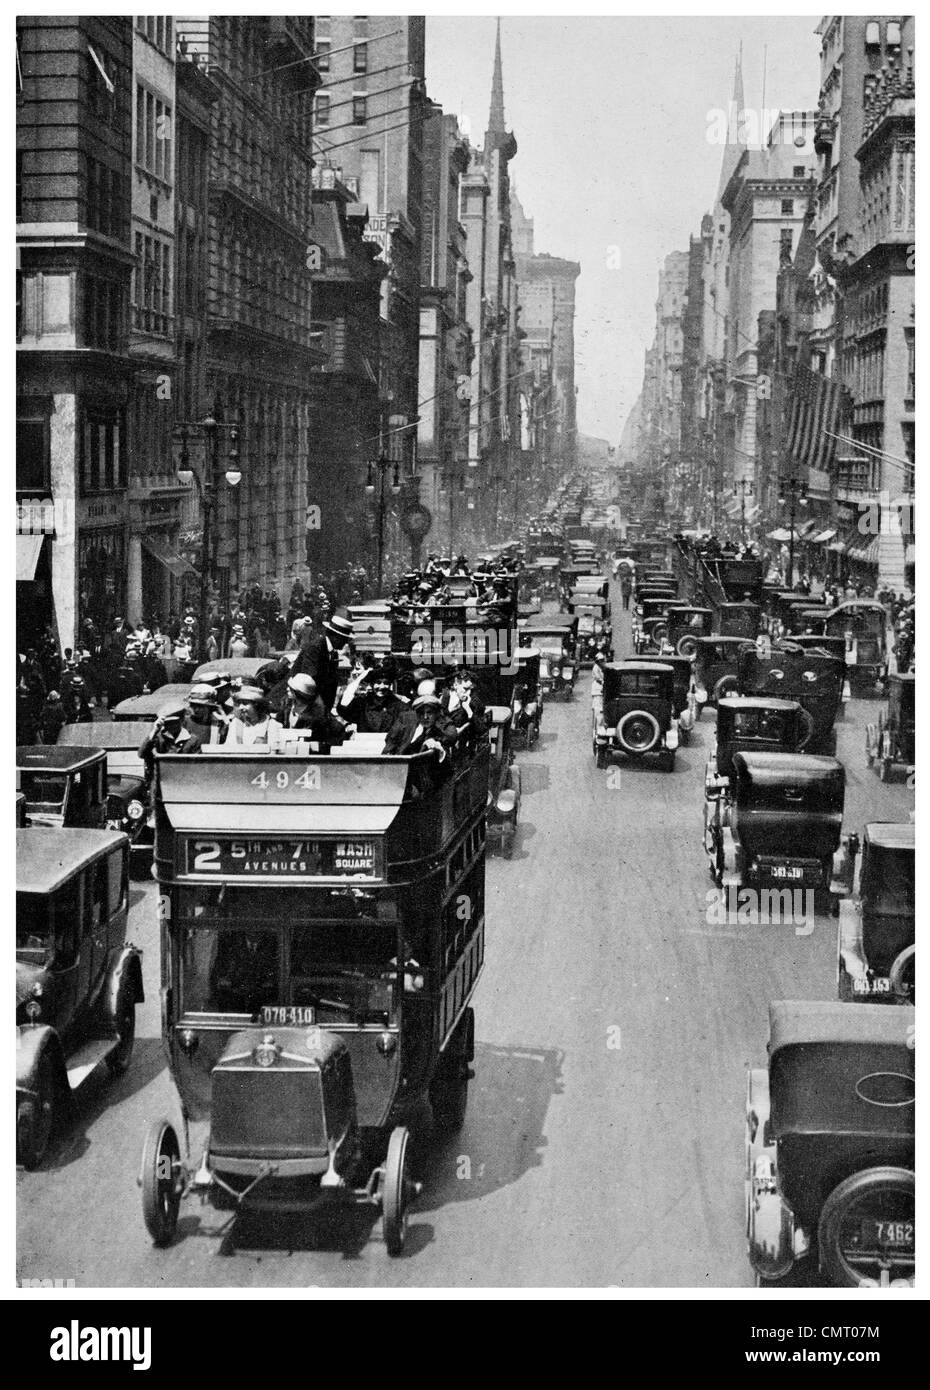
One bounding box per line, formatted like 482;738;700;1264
785;364;841;473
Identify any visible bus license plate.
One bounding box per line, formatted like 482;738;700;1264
260;1006;315;1026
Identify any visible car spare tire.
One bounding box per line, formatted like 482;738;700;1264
617;710;661;754
677;634;699;658
818;1167;914;1286
795;707;815;750
712;674;738;704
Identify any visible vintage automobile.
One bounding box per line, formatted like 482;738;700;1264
658;605;713;658
534;556;562;598
824;601;888;692
511;647;542;747
57;721;154;869
16;791;28;827
766;591;808;637
707;750;845;903
632;596;678;655
569;595;612;665
110;685;192;722
836;823;914;1005
634;653;697;743
634;582;678;608
16;745;108;830
716;601;760;639
521;624;576;700
705;697;805;799
138;738;488;1254
738;644;844;755
486;705;522;857
17;827;143;1168
693;636;755;710
745;1000;914;1286
866;672;914;782
784;606;829;637
593;661;679;772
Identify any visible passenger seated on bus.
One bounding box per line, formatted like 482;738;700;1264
383;693;458;762
442;670;488;747
224;686;283;747
138;697;202;781
282;673;350;748
187;684;230;745
340;661;406;734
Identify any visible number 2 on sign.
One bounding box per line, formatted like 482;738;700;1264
250;767;321;791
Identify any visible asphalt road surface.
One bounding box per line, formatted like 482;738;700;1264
17;581;913;1288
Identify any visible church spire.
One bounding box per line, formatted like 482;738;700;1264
485;18;517;159
715;48;746;204
488;18;506;135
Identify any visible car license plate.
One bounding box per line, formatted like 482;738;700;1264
853;976;891;995
260;1006;315;1026
858;1219;914;1250
771;863;805;881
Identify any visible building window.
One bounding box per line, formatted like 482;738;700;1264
315;93;330;126
79;412;126;494
16;414;50;492
887;20;902;47
85;156;125;239
780;199;794;216
133;231;172;335
315;38;330;71
354;42;368;73
83;274;124;352
352;94;367;126
135;82;173;183
138;16;173;54
792;165;806;179
865;21;881;48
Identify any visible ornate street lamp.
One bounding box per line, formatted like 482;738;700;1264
366;454;400;594
174;404;241;657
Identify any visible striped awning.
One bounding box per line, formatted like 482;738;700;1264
846;534;880;564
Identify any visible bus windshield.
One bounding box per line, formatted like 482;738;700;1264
174;886;400;1025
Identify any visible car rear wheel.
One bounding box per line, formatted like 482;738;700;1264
818;1168;914;1287
106;985;136;1076
382;1126;412;1256
617;710;661;754
141;1119;182;1247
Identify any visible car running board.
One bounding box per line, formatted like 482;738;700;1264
66;1038;118;1090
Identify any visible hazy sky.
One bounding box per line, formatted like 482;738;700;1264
425;13;822;443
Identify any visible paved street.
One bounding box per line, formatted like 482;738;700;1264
16;579;913;1288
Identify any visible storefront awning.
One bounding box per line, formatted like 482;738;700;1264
827;540;847;553
812;529;837;544
16;533;43;581
846;534;880;565
796;519;820;540
767;527;792;542
141;535;198;578
905;543;915;567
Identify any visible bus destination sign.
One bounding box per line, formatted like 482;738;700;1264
182;836;380;878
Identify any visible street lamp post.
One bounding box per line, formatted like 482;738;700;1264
778;474;808;589
734;478;754;544
175;404;241;660
365;454;400;594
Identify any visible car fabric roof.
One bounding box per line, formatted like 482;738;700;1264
17;827;126;893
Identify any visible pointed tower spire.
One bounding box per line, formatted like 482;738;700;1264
715;49;746;203
488;18;506;135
